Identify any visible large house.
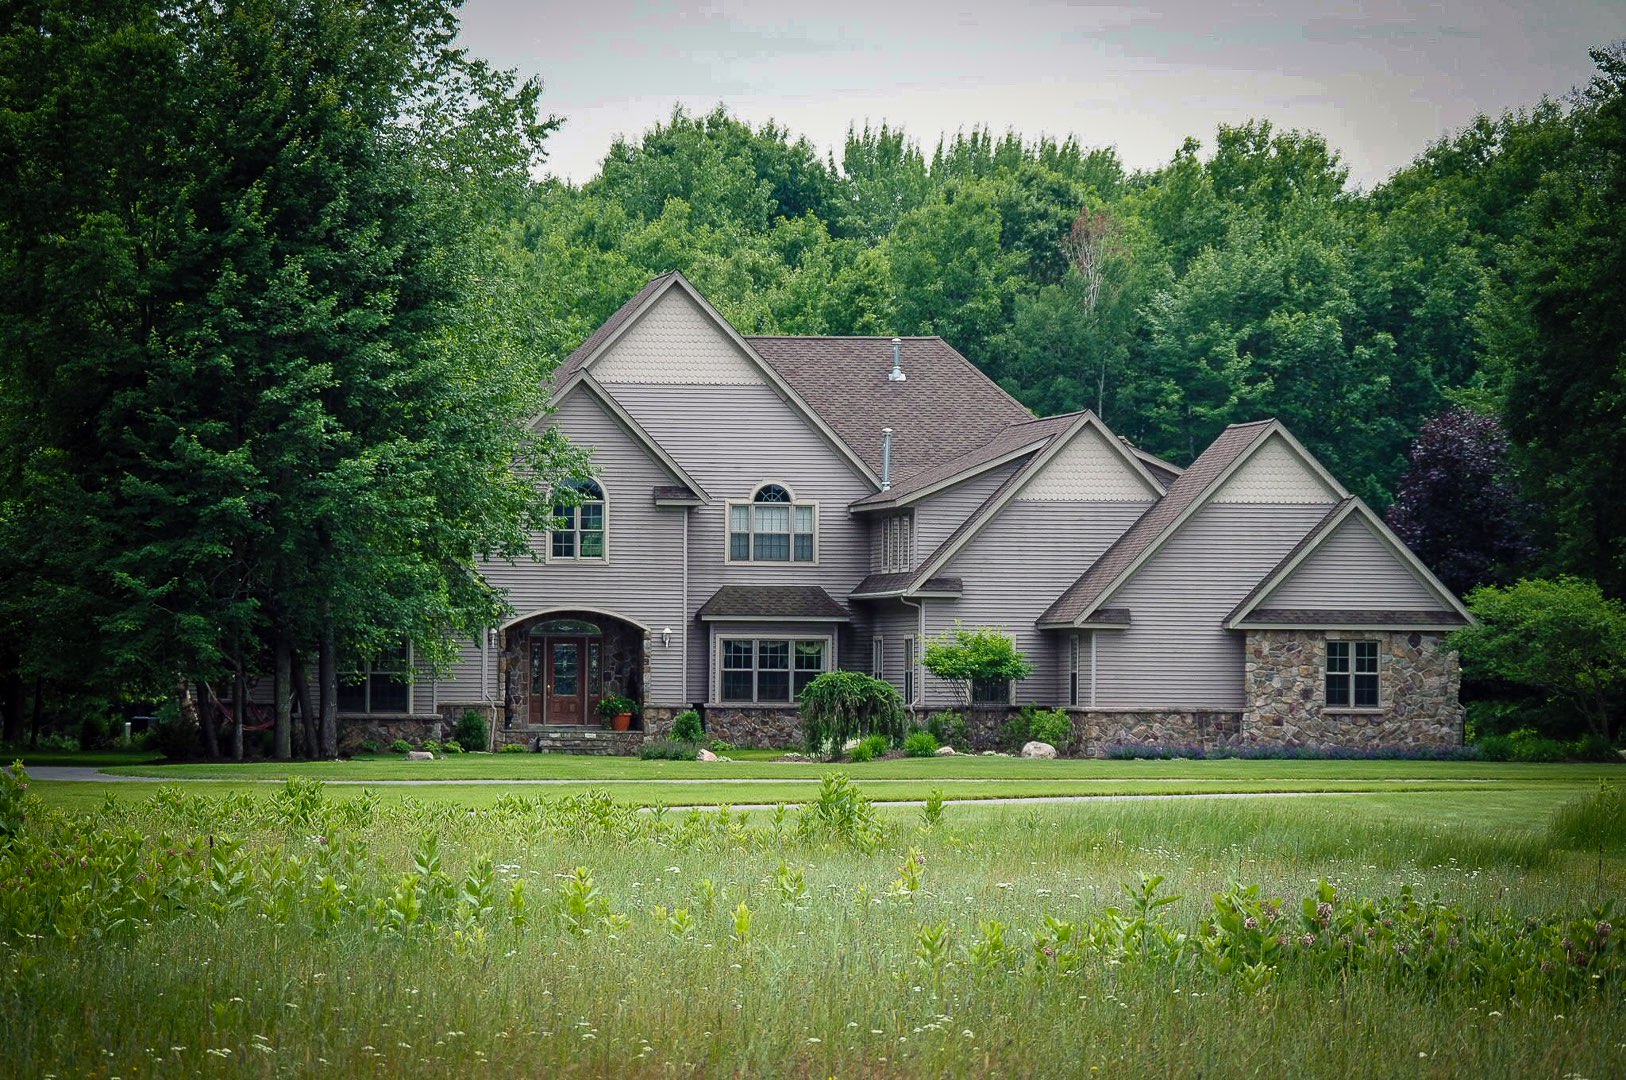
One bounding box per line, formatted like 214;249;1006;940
356;271;1471;755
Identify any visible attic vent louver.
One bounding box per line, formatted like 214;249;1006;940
888;337;906;382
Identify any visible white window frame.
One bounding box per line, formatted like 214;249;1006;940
339;641;415;715
1325;639;1381;709
548;478;609;563
725;483;819;565
714;635;832;705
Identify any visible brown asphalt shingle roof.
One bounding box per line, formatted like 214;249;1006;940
851;573;964;598
852;413;1077;509
696;585;851;621
746;336;1035;485
1037;421;1277;626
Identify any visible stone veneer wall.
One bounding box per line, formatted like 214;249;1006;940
1073;710;1243;758
1242;629;1463;750
702;707;803;748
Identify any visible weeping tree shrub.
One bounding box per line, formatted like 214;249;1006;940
798;672;907;759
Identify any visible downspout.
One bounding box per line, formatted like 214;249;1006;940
682;506;690;707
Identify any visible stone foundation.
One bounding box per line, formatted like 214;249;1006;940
1242;629;1463;750
1075;710;1243;758
701;706;802;748
338;714;446;749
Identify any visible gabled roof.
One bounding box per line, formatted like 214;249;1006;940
852;413;1076;511
558;376;711;503
1129;446;1183;490
888;411;1162;598
697;585;851;622
747;335;1036;485
1037;420;1344;627
1225;496;1473;629
548;274;882;488
850;573;963;599
1238;608;1467;628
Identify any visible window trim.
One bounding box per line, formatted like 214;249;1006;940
724;483;820;566
339;642;415;715
712;634;832;705
902;635;916;706
871;635;885;679
1324;639;1381;710
548;478;609;564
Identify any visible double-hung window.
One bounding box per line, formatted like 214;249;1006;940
972;677;1010;706
729;484;816;562
871;635;885;679
338;642;412;714
1325;641;1379;708
551;479;606;560
719;638;827;703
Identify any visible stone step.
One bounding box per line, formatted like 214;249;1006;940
499;725;645;756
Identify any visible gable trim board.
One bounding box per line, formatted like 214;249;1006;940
1036;421;1350;629
851;439;1049;512
551;376;713;504
903;411;1164;595
1224;497;1473;629
552;273;882;489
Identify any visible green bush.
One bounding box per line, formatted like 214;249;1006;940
997;712;1030;752
849;733;891;763
390;738;413;754
799;671;906;758
421;740;443;754
709;739;736;754
903;730;939;757
78;713;110;751
358;738;382;755
1024;707;1072;749
639;738;698;761
924;710;968;749
1572;733;1618;762
1476;734;1512;761
921;623;1035;711
151;715;198;761
671;709;704;744
453;710;489;752
499;742;530;753
439;739;466;754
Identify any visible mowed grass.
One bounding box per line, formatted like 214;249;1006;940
4;768;1623;1078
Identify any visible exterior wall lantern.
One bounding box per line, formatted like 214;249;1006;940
661;627;673;648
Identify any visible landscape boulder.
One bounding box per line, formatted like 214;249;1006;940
934;746;957;756
696;748;718;762
1020;741;1058;759
406;750;435;761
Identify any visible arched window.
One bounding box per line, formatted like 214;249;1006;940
728;483;816;562
551;479;606;560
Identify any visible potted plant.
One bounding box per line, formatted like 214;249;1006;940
596;694;638;731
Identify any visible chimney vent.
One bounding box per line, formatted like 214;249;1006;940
888;337;906;382
881;427;894;491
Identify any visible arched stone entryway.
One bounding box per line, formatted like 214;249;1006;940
499;609;647;730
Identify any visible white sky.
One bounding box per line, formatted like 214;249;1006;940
456;0;1626;189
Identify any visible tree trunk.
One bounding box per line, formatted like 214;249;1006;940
274;633;292;761
231;663;246;761
175;674;200;757
29;676;42;747
292;654;316;759
318;620;338;759
1;646;23;746
197;679;219;759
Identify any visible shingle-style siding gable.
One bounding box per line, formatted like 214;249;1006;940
1212;434;1339;504
592;288;766;386
1014;423;1160;503
1261;514;1447;610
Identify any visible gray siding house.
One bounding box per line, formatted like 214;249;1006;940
374;272;1472;754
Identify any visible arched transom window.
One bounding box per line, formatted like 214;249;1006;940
728;483;816;563
551;479;605;560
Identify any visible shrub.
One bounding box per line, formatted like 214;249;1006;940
849;733;891;762
421;740;443;754
997;712;1030;752
1510;735;1567;763
671;709;703;744
440;739;466;754
390;738;414;754
1572;732;1618;762
924;710;968;749
150;707;197;760
77;713;110;752
799;671;906;758
499;742;530;753
1024;707;1071;749
922;623;1035;712
709;739;736;754
639;738;698;761
454;710;489;752
903;730;939;757
358;738;382;755
1476;734;1512;761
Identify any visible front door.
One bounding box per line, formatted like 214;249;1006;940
545;638;585;724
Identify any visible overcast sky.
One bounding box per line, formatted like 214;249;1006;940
456;0;1625;189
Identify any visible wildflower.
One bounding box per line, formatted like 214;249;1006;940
1301;933;1316;947
1243;916;1259;931
1597;921;1613;939
1316;902;1333;925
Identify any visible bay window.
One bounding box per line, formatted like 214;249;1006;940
719;637;828;703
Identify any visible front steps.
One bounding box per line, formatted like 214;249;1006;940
496;725;645;756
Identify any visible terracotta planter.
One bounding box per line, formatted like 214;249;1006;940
609;712;633;732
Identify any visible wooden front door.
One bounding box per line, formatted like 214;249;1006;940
528;634;603;725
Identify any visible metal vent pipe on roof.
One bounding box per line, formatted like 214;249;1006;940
888;337;906;382
881;427;893;491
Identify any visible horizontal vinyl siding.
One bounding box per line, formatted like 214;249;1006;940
1092;503;1328;708
1264;516;1445;609
478;387;691;704
604;383;877;698
912;460;1022;559
863;598;924;703
923;501;1146;708
436;637;493;705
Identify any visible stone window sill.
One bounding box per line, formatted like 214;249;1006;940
1322;708;1386;715
705;702;800;710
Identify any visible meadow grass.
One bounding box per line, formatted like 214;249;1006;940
3;773;1621;1078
